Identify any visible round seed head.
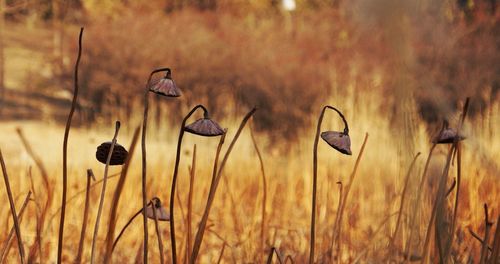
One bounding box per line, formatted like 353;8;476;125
321;131;352;155
149;71;181;97
184;118;225;137
143;198;170;221
433;127;466;144
95;142;128;165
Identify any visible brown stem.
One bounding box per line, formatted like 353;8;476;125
90;121;121;263
335;133;368;261
0;149;26;263
250;122;267;254
74;169;95;264
489;216;500;262
58;27;83;264
189;132;226;263
328;181;343;261
216;243;226;264
112;203;152;252
468;229;493;252
479;204;493;264
170;104;209;264
190;107;257;263
103;126;141;263
310;105;349;264
186;145;196;264
0;191;31;263
391;152;421;247
151;198;165;264
141;67;172;264
266;247;284;264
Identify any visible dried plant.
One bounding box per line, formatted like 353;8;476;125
0;191;31;263
90;121;122;264
74;169;95;264
169;104;225;264
58;27;83;264
103;126;140;263
310;105;352;264
186;144;196;264
141;67;181;263
0;149;26;263
190;107;257;263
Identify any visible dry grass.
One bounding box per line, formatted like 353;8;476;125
0;93;498;262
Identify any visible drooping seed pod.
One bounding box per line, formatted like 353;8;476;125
148;69;181;97
321;131;352;155
95;142;128;165
144;197;170;221
433;127;466;144
185;118;225;137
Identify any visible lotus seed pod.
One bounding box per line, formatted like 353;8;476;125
321;131;352;155
95;142;128;165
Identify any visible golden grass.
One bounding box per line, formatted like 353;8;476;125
0;92;498;262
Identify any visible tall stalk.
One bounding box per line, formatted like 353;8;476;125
74;169;95;264
90;121;121;263
250;123;267;254
186;144;196;264
57;27;83;264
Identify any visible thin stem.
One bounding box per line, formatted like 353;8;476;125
141;67;172;264
328;181;343;261
58;26;83;264
391;152;421;247
186;144;196;264
216;243;226;264
170;105;209;264
489;216;500;262
90;121;121;263
104;126;141;263
335;133;368;261
190;132;226;263
266;247;284;264
468;229;493;252
0;149;26;263
151;198;165;264
0;191;31;263
190;107;257;263
112;203;152;252
250;122;267;254
74;169;95;264
479;204;493;264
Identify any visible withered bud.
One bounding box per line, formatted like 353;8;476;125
321;131;352;155
95;142;128;165
143;198;170;221
433;128;466;144
149;71;181;97
185;118;225;137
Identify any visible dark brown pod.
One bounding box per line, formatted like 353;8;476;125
143;198;170;221
321;131;352;155
149;71;181;97
184;118;225;137
433;128;466;144
95;142;128;165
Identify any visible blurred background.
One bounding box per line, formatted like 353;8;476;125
0;0;498;142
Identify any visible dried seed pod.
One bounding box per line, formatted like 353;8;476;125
184;118;225;137
149;70;181;97
433;128;465;144
95;142;128;165
144;198;169;221
321;131;352;155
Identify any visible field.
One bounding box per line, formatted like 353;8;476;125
0;1;499;263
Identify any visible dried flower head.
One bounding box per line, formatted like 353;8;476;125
144;197;169;221
433;128;466;144
95;142;128;165
321;131;352;155
149;69;181;97
184;115;225;137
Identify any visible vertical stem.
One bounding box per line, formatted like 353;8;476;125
152;199;165;264
0;149;25;263
250;123;267;254
90;121;121;263
104;126;141;263
186;145;196;264
170;105;207;264
74;169;95;264
141;88;151;264
189;133;226;263
0;190;31;263
58;27;83;264
479;204;492;264
310;106;327;264
391;152;421;247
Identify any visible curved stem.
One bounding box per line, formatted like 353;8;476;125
112;202;152;252
151;198;164;264
250;123;267;254
58;27;83;264
141;67;171;264
90;121;121;264
170;104;208;264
